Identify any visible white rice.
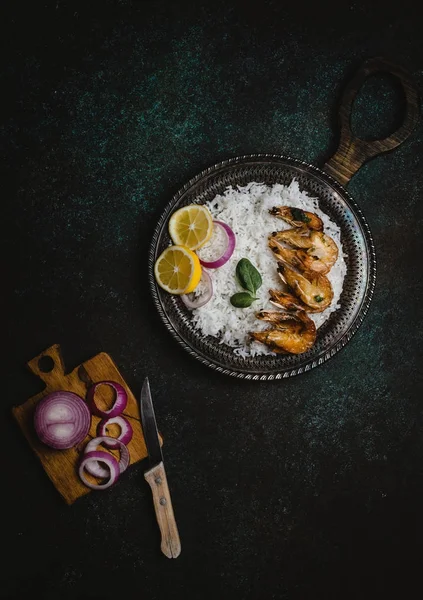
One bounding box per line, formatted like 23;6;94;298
194;180;347;357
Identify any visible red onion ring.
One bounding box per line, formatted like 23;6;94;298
199;220;236;269
181;269;213;309
96;416;133;449
79;450;120;490
34;391;90;450
87;381;128;418
83;436;130;477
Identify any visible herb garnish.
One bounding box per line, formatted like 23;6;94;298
291;207;311;223
230;258;262;308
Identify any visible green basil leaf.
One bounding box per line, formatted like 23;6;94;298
236;258;263;295
230;292;257;308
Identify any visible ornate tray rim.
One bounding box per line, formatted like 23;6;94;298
148;153;376;380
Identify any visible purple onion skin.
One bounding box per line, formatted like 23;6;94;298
86;381;128;418
79;450;120;490
83;436;130;477
34;391;91;450
96;415;133;449
199;220;236;269
181;269;213;310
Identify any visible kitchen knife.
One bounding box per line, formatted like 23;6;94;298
140;377;181;558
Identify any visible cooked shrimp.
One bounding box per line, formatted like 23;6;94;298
270;227;313;249
269;237;324;274
269;230;338;275
269;206;323;231
251;310;316;354
255;310;303;329
277;261;333;311
268;288;321;314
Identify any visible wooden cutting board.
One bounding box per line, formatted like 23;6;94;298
12;344;155;504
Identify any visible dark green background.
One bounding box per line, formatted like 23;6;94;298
2;0;423;598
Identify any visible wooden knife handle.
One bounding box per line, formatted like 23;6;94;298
144;461;181;558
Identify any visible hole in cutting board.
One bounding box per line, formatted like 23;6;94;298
38;355;54;373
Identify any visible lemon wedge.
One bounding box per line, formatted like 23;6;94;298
168;205;213;251
154;245;202;294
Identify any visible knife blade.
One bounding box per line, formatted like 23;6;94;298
140;377;164;468
140;377;181;559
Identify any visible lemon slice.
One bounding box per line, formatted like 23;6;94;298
154;245;202;294
168;205;213;250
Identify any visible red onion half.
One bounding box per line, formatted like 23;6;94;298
181;269;213;309
83;436;130;477
79;450;120;490
199;220;236;269
87;381;128;418
96;416;133;449
34;391;90;450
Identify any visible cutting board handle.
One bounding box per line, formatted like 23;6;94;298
27;344;66;389
323;57;420;186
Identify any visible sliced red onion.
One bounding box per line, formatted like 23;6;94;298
79;450;120;490
83;436;130;477
34;391;90;450
87;381;127;418
97;416;133;449
199;220;236;269
181;269;213;309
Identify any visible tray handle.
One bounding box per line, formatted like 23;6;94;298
323;57;420;186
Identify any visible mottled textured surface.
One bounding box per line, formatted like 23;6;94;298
2;0;423;598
